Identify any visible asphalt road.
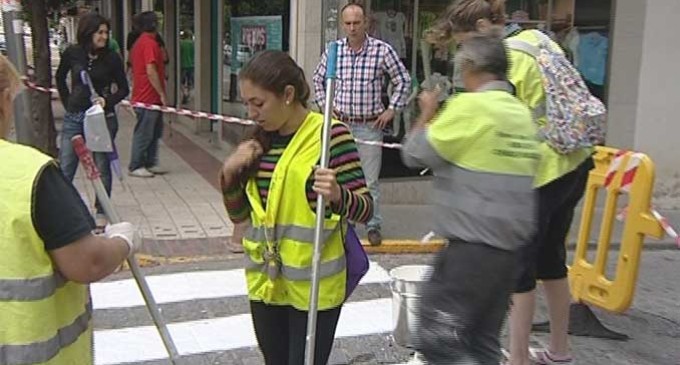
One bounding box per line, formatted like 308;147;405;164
92;251;680;365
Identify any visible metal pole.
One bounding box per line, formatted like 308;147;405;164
304;41;338;365
1;0;31;144
71;135;181;365
410;0;420;86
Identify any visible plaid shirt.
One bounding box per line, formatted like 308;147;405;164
313;36;411;118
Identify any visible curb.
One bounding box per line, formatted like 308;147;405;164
132;238;678;266
361;239;679;253
361;240;444;254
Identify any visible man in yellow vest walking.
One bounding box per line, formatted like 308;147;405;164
0;55;139;365
402;34;539;364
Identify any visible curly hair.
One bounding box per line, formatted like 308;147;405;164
425;0;506;45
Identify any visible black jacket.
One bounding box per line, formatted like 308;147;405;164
55;45;129;114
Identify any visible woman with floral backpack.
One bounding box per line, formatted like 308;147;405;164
425;1;601;364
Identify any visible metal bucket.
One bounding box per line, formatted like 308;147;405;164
389;265;432;348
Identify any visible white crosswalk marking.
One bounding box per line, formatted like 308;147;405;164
92;261;392;309
95;299;393;365
92;262;396;365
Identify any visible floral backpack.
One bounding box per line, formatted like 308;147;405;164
506;30;607;154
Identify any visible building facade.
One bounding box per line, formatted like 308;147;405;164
95;0;679;200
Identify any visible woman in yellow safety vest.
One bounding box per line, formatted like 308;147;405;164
426;1;595;364
220;50;374;365
0;54;138;364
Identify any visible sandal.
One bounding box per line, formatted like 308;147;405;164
530;348;573;365
227;220;248;253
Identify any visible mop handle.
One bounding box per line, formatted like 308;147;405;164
71;136;181;364
305;41;338;365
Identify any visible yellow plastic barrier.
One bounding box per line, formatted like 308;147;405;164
568;146;664;313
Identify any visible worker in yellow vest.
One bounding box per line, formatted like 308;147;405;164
220;50;374;364
426;1;595;364
402;34;539;364
0;55;139;365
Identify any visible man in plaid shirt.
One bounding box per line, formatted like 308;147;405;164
313;2;411;246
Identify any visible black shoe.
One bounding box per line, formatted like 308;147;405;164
367;228;382;246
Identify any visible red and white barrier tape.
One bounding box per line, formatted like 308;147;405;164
22;78;255;126
604;150;645;193
22;77;405;149
354;139;403;149
605;150;680;248
604;150;627;189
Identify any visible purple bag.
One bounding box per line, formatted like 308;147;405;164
343;223;369;299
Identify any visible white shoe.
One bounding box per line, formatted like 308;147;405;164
406;352;427;364
128;168;154;178
147;165;168;175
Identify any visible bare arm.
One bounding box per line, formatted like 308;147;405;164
146;63;167;105
49;234;130;284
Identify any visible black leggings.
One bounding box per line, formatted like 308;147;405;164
250;301;342;365
515;157;594;293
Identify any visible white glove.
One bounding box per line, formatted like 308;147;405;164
104;222;139;258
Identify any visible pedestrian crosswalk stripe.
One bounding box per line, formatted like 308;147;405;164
92;261;391;310
94;298;393;365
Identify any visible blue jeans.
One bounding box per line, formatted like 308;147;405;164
129;108;163;171
350;123;382;230
59;111;119;214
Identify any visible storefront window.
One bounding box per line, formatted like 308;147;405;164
363;0;611;179
222;0;290;109
505;0;612;101
178;0;195;107
366;0;451;178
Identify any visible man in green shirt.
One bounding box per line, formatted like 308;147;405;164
108;33;121;54
179;29;195;104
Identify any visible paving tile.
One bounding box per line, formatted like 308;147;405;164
63;104;232;256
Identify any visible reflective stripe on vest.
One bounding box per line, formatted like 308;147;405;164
0;304;92;365
244;254;346;281
244;224;338;245
242;113;347;310
0;273;66;301
0;140;92;365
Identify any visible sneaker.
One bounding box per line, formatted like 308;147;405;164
530;349;573;365
129;168;154;178
147;165;168;175
367;228;382;246
406;352;426;364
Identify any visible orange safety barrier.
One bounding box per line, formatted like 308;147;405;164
569;146;664;313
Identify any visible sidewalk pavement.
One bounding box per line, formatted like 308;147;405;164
55;102;236;259
56;100;680;260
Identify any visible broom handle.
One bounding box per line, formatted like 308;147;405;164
80;70;99;102
304;41;339;365
71;135;181;364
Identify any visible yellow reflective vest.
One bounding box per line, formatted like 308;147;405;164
0;139;92;365
243;112;347;311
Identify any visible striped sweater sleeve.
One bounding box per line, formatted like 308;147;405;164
327;123;374;223
220;172;251;224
